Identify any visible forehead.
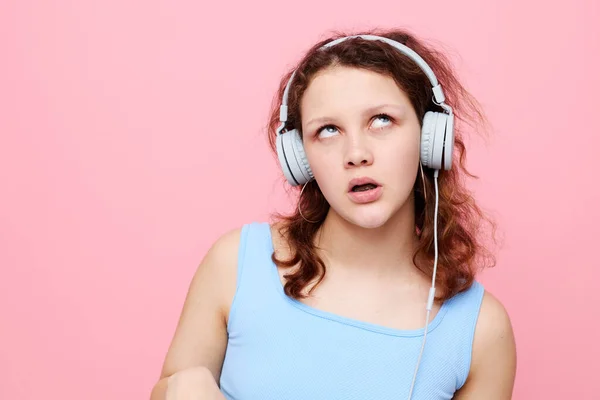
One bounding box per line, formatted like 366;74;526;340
300;66;411;117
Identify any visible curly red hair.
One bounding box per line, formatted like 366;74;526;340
265;28;497;302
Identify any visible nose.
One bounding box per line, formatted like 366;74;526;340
344;136;374;168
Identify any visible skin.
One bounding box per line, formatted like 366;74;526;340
151;65;517;399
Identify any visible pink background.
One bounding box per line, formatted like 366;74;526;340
1;0;599;398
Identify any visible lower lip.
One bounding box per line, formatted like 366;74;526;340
347;186;383;204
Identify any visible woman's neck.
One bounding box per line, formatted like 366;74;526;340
314;199;421;278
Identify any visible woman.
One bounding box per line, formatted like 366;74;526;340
151;28;517;400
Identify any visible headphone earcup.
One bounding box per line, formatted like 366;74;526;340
421;111;454;170
276;129;314;186
420;112;437;169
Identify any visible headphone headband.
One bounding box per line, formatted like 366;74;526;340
277;34;451;133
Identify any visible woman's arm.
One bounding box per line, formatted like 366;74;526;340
453;291;517;399
150;228;241;399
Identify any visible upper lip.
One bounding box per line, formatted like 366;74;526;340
347;177;381;192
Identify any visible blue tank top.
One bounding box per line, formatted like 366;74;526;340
219;222;485;399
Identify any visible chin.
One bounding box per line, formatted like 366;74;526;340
325;189;412;230
342;207;395;229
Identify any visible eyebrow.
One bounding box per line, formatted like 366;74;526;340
304;103;406;129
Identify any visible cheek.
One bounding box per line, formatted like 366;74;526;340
308;152;340;185
381;137;421;190
304;148;346;199
386;135;420;168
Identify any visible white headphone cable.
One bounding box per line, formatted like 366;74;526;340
407;169;440;400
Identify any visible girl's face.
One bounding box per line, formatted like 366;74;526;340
300;66;421;229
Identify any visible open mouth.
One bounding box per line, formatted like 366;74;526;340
347;178;382;203
348;177;381;192
350;183;379;192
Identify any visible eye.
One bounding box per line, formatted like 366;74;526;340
371;114;393;129
316;124;339;138
315;114;393;138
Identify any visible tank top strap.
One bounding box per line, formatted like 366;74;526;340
227;222;277;331
235;222;272;286
437;279;486;388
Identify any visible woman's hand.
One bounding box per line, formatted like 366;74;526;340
165;366;227;400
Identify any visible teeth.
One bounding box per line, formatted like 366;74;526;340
352;183;377;192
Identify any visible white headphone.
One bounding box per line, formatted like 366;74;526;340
275;34;455;187
274;34;455;399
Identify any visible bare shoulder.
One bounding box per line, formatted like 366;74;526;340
198;226;244;318
203;226;243;267
159;226;243;382
475;290;516;351
454;289;517;399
